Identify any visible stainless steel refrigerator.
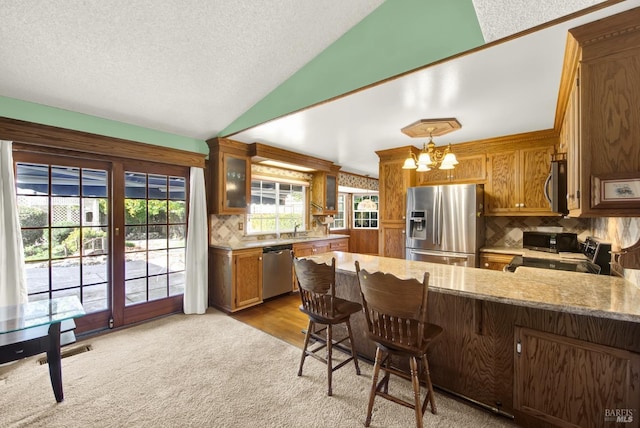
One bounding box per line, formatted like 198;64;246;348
405;184;484;267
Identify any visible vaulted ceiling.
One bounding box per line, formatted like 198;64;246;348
1;0;638;177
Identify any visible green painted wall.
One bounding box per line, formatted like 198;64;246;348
220;0;484;136
0;96;209;155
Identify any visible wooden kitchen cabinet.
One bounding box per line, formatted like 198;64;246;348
514;327;640;428
311;169;339;215
486;144;556;216
479;251;517;271
562;10;640;217
560;63;582;213
292;237;348;257
208;247;262;312
417;153;486;185
376;146;417;259
205;138;250;215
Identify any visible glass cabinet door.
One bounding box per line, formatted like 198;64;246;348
222;154;249;213
325;174;337;212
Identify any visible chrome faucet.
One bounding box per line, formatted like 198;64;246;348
294;223;300;237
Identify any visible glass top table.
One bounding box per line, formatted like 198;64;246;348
0;296;86;402
0;296;85;334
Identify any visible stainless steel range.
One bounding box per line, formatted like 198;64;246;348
505;236;612;275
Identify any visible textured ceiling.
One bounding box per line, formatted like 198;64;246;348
1;0;634;179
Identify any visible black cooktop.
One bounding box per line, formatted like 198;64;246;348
505;256;601;274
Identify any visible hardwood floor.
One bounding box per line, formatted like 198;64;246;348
229;293;308;349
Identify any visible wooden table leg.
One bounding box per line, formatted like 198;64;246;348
47;322;63;403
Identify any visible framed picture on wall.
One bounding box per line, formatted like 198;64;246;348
592;173;640;208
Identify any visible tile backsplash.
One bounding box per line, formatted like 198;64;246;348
591;217;640;287
485;216;590;247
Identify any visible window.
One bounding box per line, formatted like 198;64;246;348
333;194;346;229
353;194;379;229
247;179;306;234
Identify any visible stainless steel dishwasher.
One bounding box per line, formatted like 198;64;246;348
262;244;293;299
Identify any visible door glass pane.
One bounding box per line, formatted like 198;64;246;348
125;226;147;251
82;226;108;256
169;225;185;248
24;260;49;294
148;250;167;276
149;275;168;301
51;258;80;290
168;176;185;200
82;169;107;197
83;255;108;285
125;172;146;198
148;200;167;224
52;166;80;196
125;279;146;304
51;197;80;227
169;272;185;296
168;248;184;273
22;228;49;261
16;160;111;316
16;163;49;195
125;253;146;281
148;174;167;200
82;283;108;312
148;225;168;249
169;200;186;223
125;200;147;225
51;226;80;258
83;198;108;226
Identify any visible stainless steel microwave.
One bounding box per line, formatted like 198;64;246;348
523;231;579;253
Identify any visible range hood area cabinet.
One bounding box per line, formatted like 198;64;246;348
485;142;557;216
206;138;251;215
561;8;640;217
310;167;340;215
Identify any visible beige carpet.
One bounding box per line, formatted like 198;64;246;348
0;309;516;428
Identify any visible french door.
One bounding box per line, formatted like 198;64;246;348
14;152;188;333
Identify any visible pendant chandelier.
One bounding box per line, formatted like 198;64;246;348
400;118;461;171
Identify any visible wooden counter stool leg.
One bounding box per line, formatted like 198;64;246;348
298;319;314;376
365;347;384;427
410;356;423;428
346;319;361;375
422;354;437;414
326;323;333;396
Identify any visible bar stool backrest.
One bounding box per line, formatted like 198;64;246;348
293;256;336;317
355;261;430;353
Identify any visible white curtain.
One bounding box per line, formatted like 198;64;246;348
183;167;208;314
0;141;28;307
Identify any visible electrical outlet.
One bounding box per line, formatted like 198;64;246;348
238;222;243;231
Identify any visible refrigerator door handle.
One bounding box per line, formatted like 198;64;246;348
410;249;470;261
432;192;438;245
437;190;443;246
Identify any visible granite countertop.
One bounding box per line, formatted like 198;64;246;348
304;251;640;323
209;234;350;250
480;246;589;261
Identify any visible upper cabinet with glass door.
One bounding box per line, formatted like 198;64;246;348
311;167;340;215
206;138;251;215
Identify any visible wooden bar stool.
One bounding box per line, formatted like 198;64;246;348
293;256;361;396
355;261;443;428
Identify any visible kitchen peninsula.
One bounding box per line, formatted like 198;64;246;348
307;251;640;428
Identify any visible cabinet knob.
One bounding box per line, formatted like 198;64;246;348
484;262;489;267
